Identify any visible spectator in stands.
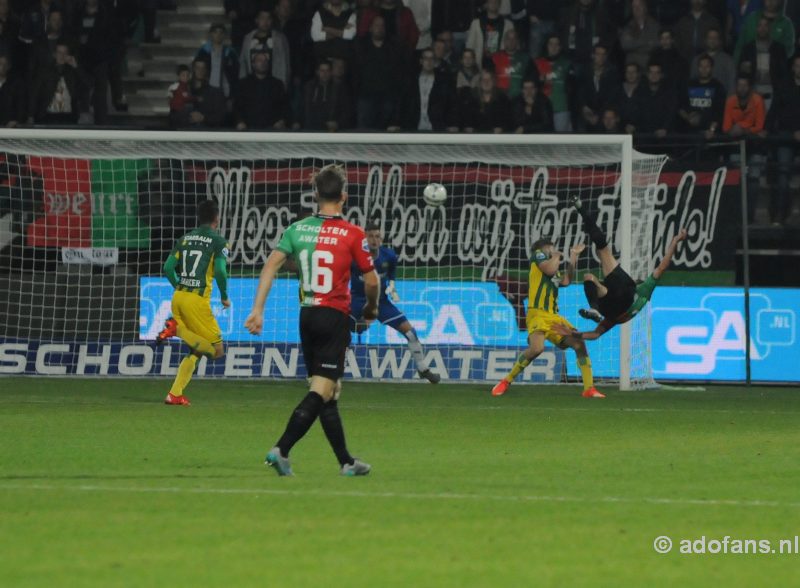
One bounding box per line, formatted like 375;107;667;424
303;58;352;131
679;53;726;137
511;77;554;132
535;34;573;132
734;0;795;63
239;9;291;88
0;0;21;60
632;62;677;137
559;0;614;75
29;41;85;125
73;0;112;125
460;69;512;133
435;30;458;72
139;0;160;43
766;54;800;225
738;15;788;109
358;0;419;56
723;74;766;135
616;62;643;133
0;53;25;126
107;0;130;112
647;0;686;25
169;58;225;128
527;0;561;59
673;0;722;62
355;15;403;130
392;47;457;131
650;28;689;89
235;50;290;130
311;0;357;63
724;74;767;220
18;0;59;44
456;47;480;91
167;64;193;116
597;106;622;133
691;27;735;94
196;23;239;99
28;8;69;79
431;38;454;77
576;43;619;132
466;0;513;67
404;0;433;50
492;28;536;99
620;0;660;70
726;0;763;39
226;0;269;50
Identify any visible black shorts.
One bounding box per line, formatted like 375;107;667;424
598;265;636;319
300;306;351;380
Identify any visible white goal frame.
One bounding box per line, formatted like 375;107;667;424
0;130;646;389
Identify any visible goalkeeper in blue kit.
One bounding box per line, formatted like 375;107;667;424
349;223;440;383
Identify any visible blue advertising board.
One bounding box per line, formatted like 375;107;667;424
137;279;800;383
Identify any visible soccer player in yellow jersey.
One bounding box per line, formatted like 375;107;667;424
155;200;230;406
491;238;604;398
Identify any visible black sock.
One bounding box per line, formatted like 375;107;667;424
276;392;324;457
319;400;354;466
584;281;600;310
577;207;608;250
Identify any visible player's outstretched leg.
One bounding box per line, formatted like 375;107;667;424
492;332;545;396
398;322;440;384
165;342;223;406
562;333;605;398
570;195;618;276
266;388;328;476
318;398;371;476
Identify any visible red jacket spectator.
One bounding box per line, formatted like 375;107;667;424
722;77;765;133
357;0;419;53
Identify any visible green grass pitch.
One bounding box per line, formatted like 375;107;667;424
1;379;799;587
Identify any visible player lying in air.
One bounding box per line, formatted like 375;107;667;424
156;200;230;406
492;239;605;399
350;222;440;384
554;196;687;341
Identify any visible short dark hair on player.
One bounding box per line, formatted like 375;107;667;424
198;199;219;225
314;164;347;202
532;238;553;251
364;221;381;232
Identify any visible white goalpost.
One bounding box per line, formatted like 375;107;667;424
0;130;666;389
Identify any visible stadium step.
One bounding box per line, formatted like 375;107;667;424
118;4;227;123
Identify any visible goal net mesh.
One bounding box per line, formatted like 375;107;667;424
0;134;666;388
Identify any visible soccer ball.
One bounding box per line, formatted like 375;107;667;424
422;183;447;207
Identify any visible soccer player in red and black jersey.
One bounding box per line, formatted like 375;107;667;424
245;164;380;476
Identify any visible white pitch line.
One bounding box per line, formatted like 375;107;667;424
1;399;796;415
0;483;797;509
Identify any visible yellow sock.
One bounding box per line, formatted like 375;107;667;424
505;353;531;383
176;325;215;358
577;355;594;391
170;355;198;396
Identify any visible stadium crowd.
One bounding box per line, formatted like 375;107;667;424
3;0;800;135
3;1;800;221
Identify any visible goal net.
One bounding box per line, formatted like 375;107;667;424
0;131;666;389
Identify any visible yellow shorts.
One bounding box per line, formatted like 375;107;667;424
526;310;575;348
171;290;222;345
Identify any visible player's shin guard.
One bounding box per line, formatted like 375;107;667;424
276;392;325;457
404;328;429;371
577;355;594;391
169;354;198;396
176;325;216;358
319;400;354;466
505;352;532;383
